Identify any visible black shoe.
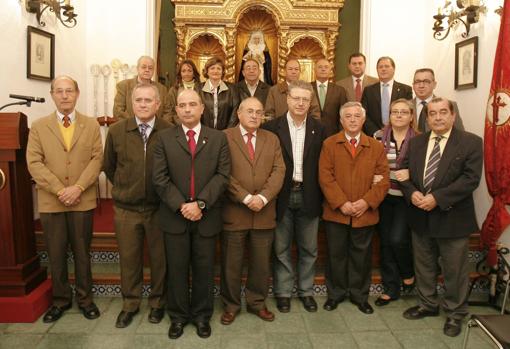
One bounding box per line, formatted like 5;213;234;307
168;322;187;339
351;301;374;314
195;321;211;338
323;297;345;311
443;318;462;337
402;280;416;293
148;308;165;324
276;297;291;313
115;309;139;328
403;305;439;320
299;296;318;312
79;303;100;320
42;303;72;323
375;296;397;307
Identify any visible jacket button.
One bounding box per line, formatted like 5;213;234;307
65;176;69;180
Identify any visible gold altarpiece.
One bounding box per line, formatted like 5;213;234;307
171;0;345;83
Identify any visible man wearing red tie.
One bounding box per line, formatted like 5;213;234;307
336;53;378;102
153;89;230;339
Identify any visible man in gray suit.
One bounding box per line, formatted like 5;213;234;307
412;68;464;132
336;53;378;102
153;89;230;340
399;97;482;337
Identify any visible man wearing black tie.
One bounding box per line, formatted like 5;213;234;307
411;68;464;132
398;97;482;337
153;89;231;339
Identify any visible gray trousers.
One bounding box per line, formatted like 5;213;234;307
412;231;470;320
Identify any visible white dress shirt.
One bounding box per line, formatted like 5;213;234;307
286;112;306;182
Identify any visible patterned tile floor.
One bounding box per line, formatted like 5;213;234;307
0;296;502;349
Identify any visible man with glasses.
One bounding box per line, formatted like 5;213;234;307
265;59;320;120
263;80;327;313
412;68;464;132
220;97;285;325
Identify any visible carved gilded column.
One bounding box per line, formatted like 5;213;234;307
224;26;236;83
326;28;338;67
175;26;187;66
277;28;289;83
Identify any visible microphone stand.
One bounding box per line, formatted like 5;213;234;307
0;100;31;111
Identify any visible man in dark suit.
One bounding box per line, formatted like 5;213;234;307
399;97;483;337
361;56;412;136
411;68;464;132
220;97;285;325
263;80;327;314
312;58;348;137
236;58;271;106
153;89;231;339
103;83;171;328
336;53;378;102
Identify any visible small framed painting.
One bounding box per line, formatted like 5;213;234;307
27;26;55;81
455;36;478;90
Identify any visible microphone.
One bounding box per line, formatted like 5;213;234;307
9;94;45;103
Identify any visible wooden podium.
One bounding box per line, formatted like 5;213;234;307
0;112;49;322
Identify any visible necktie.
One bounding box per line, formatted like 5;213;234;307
319;83;326;109
381;83;390;125
139;123;149;144
246;132;255;161
423;136;443;193
355;78;362;102
63;115;71;128
187;129;196;199
418;101;428;132
349;138;357;157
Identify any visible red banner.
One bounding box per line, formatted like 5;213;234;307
481;0;510;266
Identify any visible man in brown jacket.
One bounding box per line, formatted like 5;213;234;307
27;75;103;323
319;101;389;315
265;59;320;120
220;97;285;325
113;55;173;124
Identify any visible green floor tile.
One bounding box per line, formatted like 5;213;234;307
48;313;99;334
220;333;268;349
35;334;88;349
340;307;389;331
264;313;306;333
393;329;448;349
133;334;175;349
4;317;54;334
309;333;358;348
351;330;402;349
302;310;348;333
266;333;313;349
379;308;430;330
0;334;43;349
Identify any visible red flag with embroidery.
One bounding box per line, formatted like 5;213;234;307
481;0;510;266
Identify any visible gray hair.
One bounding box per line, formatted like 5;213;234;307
50;75;79;92
131;83;160;102
340;101;366;118
288;80;314;95
239;96;263;111
137;56;154;67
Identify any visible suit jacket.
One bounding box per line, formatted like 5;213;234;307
235;80;270;106
336;75;379;102
413;96;465;132
222;126;285;231
312;81;348;137
153;125;231;236
319;131;390;227
262;114;327;220
264;82;321;120
113;77;173;124
26;112;103;213
400;128;483;238
361;81;413;136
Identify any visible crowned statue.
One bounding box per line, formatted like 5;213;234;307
238;30;273;85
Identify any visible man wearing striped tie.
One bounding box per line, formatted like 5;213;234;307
398;97;483;337
103;83;171;328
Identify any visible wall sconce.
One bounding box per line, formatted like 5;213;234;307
25;0;77;28
432;0;487;40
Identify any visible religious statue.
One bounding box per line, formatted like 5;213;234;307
238;30;273;85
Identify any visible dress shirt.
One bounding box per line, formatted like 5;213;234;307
239;125;268;206
416;95;433;123
351;75;365;89
380;79;394;100
286;112;306;182
245;80;259;97
56;110;76;124
345;133;361;147
316;80;329;94
181;123;201;144
423;128;452;179
135;116;156;139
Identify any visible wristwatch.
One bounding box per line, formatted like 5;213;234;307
196;200;206;210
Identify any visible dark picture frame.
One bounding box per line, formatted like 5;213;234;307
27;26;55;81
455;36;478;90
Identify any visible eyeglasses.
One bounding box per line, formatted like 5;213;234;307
413;79;433;85
390;109;411;116
245;108;265;117
52;89;77;95
288;95;311;104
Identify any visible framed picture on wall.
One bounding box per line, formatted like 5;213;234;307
455;36;478;90
27;26;55;81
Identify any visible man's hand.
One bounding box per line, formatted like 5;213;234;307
394;169;409;182
372;174;383;184
180;202;203;221
58;185;83;206
411;191;425;207
417;193;437;211
340;201;355;216
247;195;265;212
351;199;369;218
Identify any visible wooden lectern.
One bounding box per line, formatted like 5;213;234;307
0;112;49;322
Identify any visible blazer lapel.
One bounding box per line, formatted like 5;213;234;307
175;126;191;155
303;117;315;161
311;82;321;111
46;112;67;149
374;82;382;106
277;116;293;162
194;127;209;156
432;129;460;189
253;130;266;165
391;82;401;101
69;112;86;151
414;134;429;191
232;126;253;164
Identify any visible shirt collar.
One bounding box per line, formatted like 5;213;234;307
239;124;257;138
245;80;259;89
430;128;452;142
316;80;329;88
381;79;394;88
182;123;201;136
286;112;306;129
56;110;76;123
345;132;361;144
417;95;433;104
352;75;364;83
135;116;156;129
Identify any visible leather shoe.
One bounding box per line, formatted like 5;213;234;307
195;321;211;338
148;308;165;324
443;318;462;337
115;309;139;328
220;311;237;325
247;307;275;322
351;300;374;314
375;296;397;307
276;297;291;313
403;305;439;320
43;303;72;323
79;303;100;320
323;297;345;311
168;322;187;339
299;296;318;312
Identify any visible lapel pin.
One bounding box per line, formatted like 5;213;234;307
312;130;315;134
203;140;206;144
